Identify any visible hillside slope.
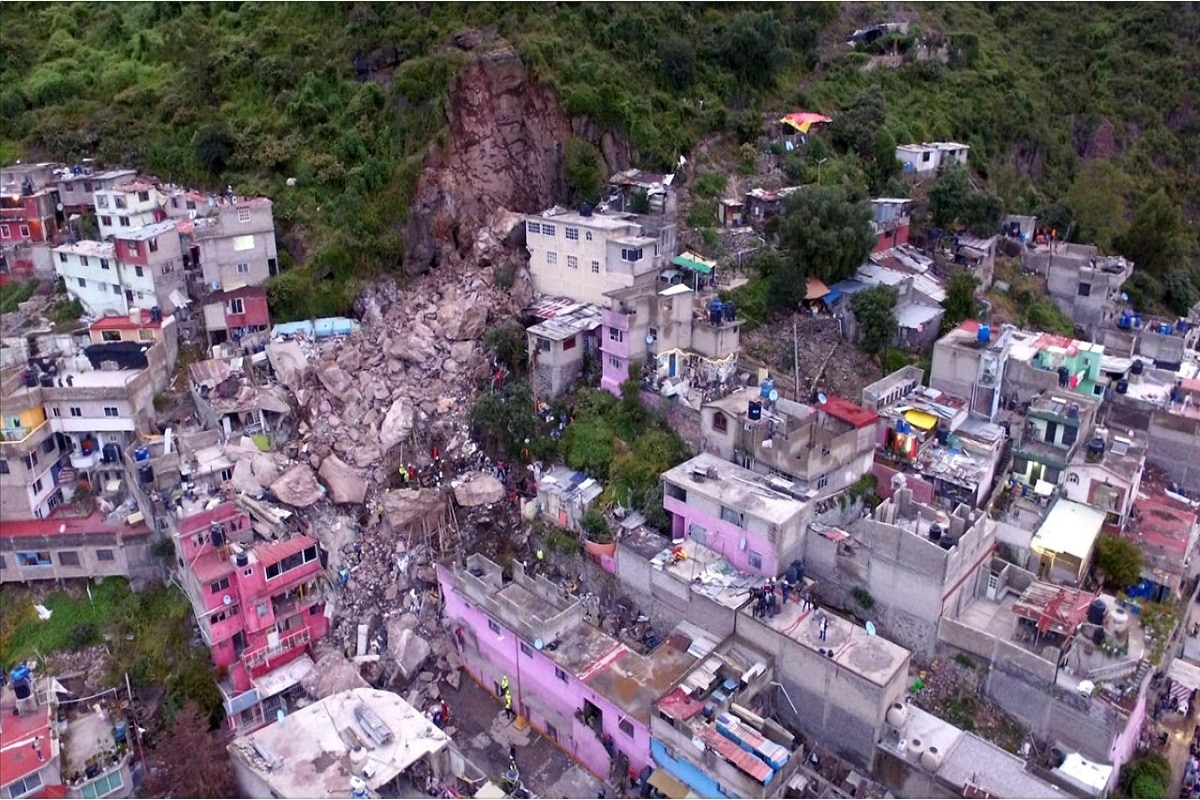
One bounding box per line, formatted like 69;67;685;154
1;3;1196;318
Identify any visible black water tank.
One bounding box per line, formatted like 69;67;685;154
928;522;943;543
13;681;31;700
1131;359;1144;376
235;552;249;568
1116;379;1129;394
1092;627;1106;645
1087;598;1107;626
938;534;957;550
138;465;153;484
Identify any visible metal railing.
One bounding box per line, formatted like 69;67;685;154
241;628;310;670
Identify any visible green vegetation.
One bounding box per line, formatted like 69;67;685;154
770;185;876;300
1118;753;1171;798
851;587;875;610
1093;533;1143;589
851;284;899;356
2;4;1196;319
0;579;224;727
942;273;980;332
580;507;612;544
47;296;83;328
691;172;728;199
0;278;38;314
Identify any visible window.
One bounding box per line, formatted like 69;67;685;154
565;227;579;241
17;552;52;567
720;506;744;526
41;437;56;455
220;468;234;482
621;247;643;262
585;231;593;241
138;190;150;202
186;200;196;210
1078;283;1092;297
689;525;707;545
567;255;578;270
228;298;245;315
161;262;174;275
59;252;67;263
102;331;121;346
111;284;121;295
264;545;319;580
100;258;109;270
171;197;179;208
118;216;130;227
139;329;156;342
135;265;144;277
608;326;623;342
0;460;8;475
817;473;829;489
114;196;127;209
148;238;159;253
2;771;42;797
0;224;9;237
546;722;558;742
608;356;621;369
70;407;82;417
921;151;931;162
19;225;30;238
78;277;86;288
31;477;42;493
242;568;253;577
58;551;81;567
1062;424;1079;447
104;407;119;417
97;549;115;562
488;619;501;634
520;642;534;657
554;666;569;683
546;251;558;265
591;260;600;273
257;602;269;618
100;215;112;227
536;337;551;353
237;208;252;223
541;223;556;236
563;335;577;351
527;221;541;235
81;256;90;267
209;577;230;594
128;240;140;255
712;412;728;434
79;769;124;798
52;408;61;417
236;262;250;274
665;484;687;502
25;451;38;469
83;181;93;192
748;550;763;569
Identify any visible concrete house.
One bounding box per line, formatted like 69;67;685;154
700;388;878;502
94;177;164;240
930;321;1013;422
869;198;912;253
661;452;814;579
524;206;677;307
895;142;970;178
54;166;136;214
1012;391;1100;490
194;197;280;290
0;172;62;247
525;302;603;399
203;285;272;348
112;220;187;314
1062;427;1147;530
1021;243;1133;337
1005;330;1110;406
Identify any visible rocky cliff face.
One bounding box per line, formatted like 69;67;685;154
404;31;629;275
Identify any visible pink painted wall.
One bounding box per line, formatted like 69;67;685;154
438;566;653;781
873;461;935;505
1107;691;1146;791
601;354;627;396
663;495;778;577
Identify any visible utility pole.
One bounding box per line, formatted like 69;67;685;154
793;315;801;399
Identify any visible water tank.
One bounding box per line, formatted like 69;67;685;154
1116;379;1129;394
760;378;776;401
114;722;127;744
23;369;38;388
907;737;926;759
39;372;54;388
138;465;154;484
921;746;944;772
150;306;163;323
134;446;150;462
748;400;763;421
1107;606;1130;635
709;299;724;326
1087;598;1107;626
1118;311;1132;330
886;702;908;729
724;301;737;321
1131;359;1144;376
1159;323;1173;335
235;552;249;568
579;203;593;217
927;521;943;543
1132;315;1143;330
977;324;991;344
1092;627;1106;645
938;534;957;550
1087;436;1106;462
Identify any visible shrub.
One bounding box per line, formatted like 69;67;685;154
580;507;611;543
954;652;976;669
691;172;728;199
852;587;875;610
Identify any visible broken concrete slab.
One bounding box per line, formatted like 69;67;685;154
379;397;415;451
301;649;370;699
381;488;446;531
392;628;432;681
269;463;325;508
453;473;506;507
319;455;368;505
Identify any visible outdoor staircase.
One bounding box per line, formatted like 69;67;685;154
1132;658;1152;688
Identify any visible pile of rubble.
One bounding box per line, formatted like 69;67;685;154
741;313;882;401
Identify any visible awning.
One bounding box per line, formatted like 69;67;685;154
648;769;691;799
804;277;830;300
780;112;832;133
1168;658;1200;692
252;653;315;699
903;409;938;431
672;252;716;274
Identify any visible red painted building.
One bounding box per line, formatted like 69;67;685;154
174;502;328;734
202;285;271;346
0;190;62;245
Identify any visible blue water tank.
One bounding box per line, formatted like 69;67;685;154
11;664;31;685
724;301;737;322
1132;315;1143;329
114;723;127;744
760;378;775;400
1159;323;1172;335
709;299;724;325
1118;311;1132;330
977;324;991;344
134;446;150;462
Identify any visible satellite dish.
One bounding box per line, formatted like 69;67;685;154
816;392;828;405
646;334;655;345
534;637;544;650
866;621;877;636
56;203;64;212
223;594;233;606
768;389;779;403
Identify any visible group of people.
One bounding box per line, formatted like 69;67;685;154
748;577;812;619
1184;726;1200;798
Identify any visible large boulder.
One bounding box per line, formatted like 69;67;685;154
439;297;488;341
317;363;354;396
453;473;506;507
265;341;310;390
379;398;415;450
269;464;325;508
301;649;369;699
392;628;432;681
319;455;368;505
381;489;445;532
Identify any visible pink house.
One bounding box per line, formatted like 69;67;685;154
438;556;698;784
660;452;812;579
174;502;329;734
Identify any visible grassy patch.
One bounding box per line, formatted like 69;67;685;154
1;578;133;668
0;278;39;314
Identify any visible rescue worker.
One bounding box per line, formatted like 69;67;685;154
500;675;510;695
504;689;514;721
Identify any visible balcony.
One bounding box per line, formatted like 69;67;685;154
1;419;47;444
70;449;102;470
242;628;311;670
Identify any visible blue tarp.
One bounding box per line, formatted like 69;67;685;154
272;317;360;340
823;287;843;305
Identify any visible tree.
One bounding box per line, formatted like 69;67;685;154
1065;162;1132;253
942;273;980;332
1119;753;1171;799
1115;189;1189;274
772;186;875;305
1094;533;1143;589
143;701;239;799
470;381;537;461
828;86;886;159
1164;268;1199;316
721;11;787;85
928;166;1003;236
192;120;236;176
851;284;898;356
657;35;695;89
563;136;604;206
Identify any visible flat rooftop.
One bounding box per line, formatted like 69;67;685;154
739;598;909;687
707;385;812;422
227;687;450;797
53;241;114;258
650;538;759;610
662;452;809;527
533;207;640;232
0;507;151;540
117;219;179;240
